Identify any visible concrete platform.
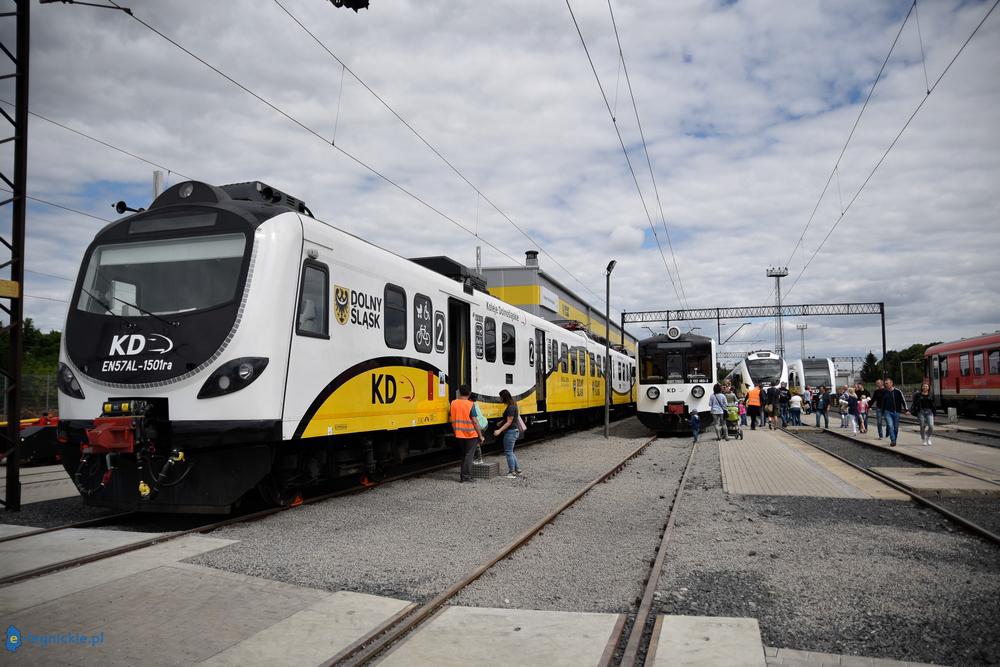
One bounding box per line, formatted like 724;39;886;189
0;464;77;504
870;467;1000;496
838;425;1000;485
765;645;946;666
0;527;167;580
647;615;766;666
378;605;623;667
719;429;902;499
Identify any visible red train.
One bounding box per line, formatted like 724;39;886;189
924;331;1000;416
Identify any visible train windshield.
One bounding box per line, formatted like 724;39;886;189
747;358;783;385
640;341;712;384
802;359;833;388
76;233;247;317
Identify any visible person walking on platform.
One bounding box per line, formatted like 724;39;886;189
881;378;908;447
815;386;830;428
802;386;813;418
855;383;871;432
709;383;729;441
764;384;779;430
912;381;936;446
838;386;850;429
493;389;523;478
789;391;803;426
871;379;886;439
777;382;792;427
450;385;485;483
846;388;859;435
747;385;762;430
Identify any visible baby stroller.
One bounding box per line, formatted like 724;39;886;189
725;403;743;440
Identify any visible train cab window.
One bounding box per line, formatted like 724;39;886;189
296;262;329;338
561;344;569;373
960;353;970;377
973;352;985;376
384;284;407;349
484;317;497;362
501;323;516;365
989;351;999;375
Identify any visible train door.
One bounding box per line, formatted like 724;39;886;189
534;329;546;411
447;298;471;400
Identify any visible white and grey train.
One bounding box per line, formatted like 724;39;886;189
724;350;788;396
56;180;637;512
636;327;718;434
788;357;837;394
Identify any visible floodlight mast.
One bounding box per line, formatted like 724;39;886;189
766;267;789;357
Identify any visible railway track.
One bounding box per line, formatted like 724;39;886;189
0;424;601;587
783;427;1000;546
318;435;697;667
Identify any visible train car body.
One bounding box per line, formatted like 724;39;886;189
925;332;1000;416
636;328;716;434
725;350;787;396
56;180;636;513
788;358;836;394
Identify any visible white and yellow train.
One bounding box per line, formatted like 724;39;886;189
56;180;636;512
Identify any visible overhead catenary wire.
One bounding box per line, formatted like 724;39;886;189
565;0;685;308
271;0;604;304
102;1;528;271
785;0;1000;297
0;188;114;224
605;0;688;309
0;99;195;182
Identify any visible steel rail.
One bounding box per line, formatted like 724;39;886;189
783;429;1000;546
0;510;137;544
322;435;660;667
612;439;699;667
0;427;594;587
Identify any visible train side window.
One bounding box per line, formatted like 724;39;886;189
384;284;407;349
941;357;948;378
989;351;999;375
484;317;497;362
590;353;596;377
296;261;329;338
959;353;970;377
570;348;577;375
577;350;585;376
501;323;516;365
561;344;568;373
973;352;985;376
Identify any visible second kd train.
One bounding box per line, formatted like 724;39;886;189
637;328;717;434
56;180;636;512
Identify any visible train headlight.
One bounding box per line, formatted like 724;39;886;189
198;357;269;399
57;362;85;399
691;385;705;398
646;387;660;400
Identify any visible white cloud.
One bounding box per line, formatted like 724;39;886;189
0;0;996;358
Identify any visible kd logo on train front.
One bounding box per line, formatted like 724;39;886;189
4;624;105;652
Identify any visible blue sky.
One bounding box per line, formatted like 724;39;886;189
3;0;998;363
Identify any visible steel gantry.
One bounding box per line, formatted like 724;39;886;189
0;0;29;511
621;302;888;380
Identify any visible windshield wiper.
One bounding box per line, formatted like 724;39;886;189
80;287;135;329
108;295;180;328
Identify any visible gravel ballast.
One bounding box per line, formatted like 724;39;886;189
452;436;691;612
656;440;1000;667
188;418;655;603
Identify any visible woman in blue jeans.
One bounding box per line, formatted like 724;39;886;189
493;389;522;478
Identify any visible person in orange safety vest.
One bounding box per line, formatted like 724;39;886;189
450;384;484;483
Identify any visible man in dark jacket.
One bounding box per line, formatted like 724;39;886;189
871;379;886;439
764;384;779;430
777;382;792;427
881;378;908;447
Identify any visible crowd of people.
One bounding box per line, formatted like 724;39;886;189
707;377;935;448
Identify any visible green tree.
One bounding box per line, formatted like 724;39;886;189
0;318;62;375
860;351;879;382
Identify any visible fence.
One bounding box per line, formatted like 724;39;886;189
1;374;57;421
